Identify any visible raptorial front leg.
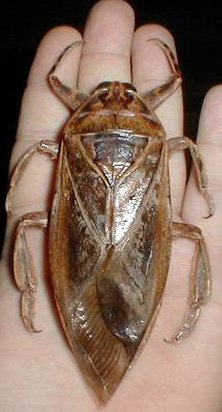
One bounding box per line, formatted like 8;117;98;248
48;41;87;110
167;222;211;343
142;39;182;110
168;136;215;217
6;140;59;214
14;211;48;332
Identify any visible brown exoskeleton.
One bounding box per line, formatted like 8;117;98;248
6;39;214;403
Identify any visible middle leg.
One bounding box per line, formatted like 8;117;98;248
168;136;215;217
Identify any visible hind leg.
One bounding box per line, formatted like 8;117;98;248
166;222;211;343
13;211;48;332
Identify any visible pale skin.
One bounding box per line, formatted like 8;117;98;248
1;0;222;410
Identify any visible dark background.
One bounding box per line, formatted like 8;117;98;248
1;0;222;252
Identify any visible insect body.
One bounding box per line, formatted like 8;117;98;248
6;39;213;402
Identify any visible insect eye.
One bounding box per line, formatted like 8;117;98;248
96;81;111;91
124;82;137;92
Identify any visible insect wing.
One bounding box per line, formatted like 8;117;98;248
49;136;171;401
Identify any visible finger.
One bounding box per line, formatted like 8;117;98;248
182;85;222;303
78;0;135;91
7;27;82;215
132;25;185;219
2;26;83;332
14;26;82;148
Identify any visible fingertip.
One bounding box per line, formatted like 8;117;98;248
133;23;176;50
132;23;178;93
198;84;222;144
78;0;135;90
87;0;135;29
28;26;82;85
84;0;135;50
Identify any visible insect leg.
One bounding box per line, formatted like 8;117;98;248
167;221;211;343
142;38;182;110
13;211;48;333
49;75;87;111
168;136;215;217
48;41;87;110
6;140;59;214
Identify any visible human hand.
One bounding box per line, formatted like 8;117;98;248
1;1;222;411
